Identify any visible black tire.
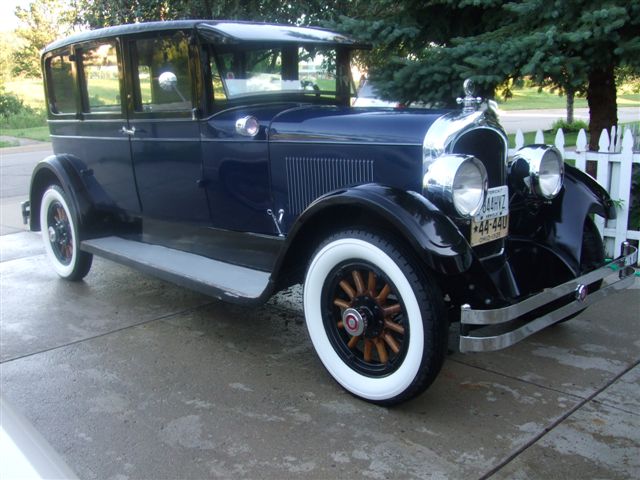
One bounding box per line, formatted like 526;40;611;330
303;229;447;405
39;185;93;281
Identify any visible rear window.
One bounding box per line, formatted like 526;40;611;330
46;52;76;114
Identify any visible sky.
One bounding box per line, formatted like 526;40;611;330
0;0;34;32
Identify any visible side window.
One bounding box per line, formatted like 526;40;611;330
81;42;121;113
46;51;76;114
210;56;226;101
132;32;193;112
216;48;283;97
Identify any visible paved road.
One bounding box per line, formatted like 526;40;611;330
1;143;638;479
0;143;52;235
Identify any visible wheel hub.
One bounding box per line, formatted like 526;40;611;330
48;226;57;243
342;308;366;336
352;295;385;338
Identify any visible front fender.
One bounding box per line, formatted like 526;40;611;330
543;164;615;274
284;184;473;275
28;154;94;232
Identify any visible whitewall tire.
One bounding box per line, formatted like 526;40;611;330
39;185;92;280
303;230;446;405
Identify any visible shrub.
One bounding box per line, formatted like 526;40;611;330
550;119;589;133
0;88;32;118
0;87;46;128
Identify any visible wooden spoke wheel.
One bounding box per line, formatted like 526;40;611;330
40;185;92;281
323;262;410;377
304;230;447;405
46;200;73;265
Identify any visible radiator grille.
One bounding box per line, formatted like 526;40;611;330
286;157;374;214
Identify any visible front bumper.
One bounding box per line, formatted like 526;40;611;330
459;241;638;352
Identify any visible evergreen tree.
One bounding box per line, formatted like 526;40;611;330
334;0;640;150
77;0;352;29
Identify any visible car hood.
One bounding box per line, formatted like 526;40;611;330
269;106;451;145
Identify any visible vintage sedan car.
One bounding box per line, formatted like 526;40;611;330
23;20;637;405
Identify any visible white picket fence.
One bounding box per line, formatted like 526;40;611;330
508;126;640;259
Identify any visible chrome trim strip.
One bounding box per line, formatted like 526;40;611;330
461;244;637;326
270;140;420;147
49;134;129;141
130;138;200;142
49;119;122;123
459;273;636;352
201;138;268;143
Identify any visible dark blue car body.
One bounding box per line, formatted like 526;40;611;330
25;20;636;405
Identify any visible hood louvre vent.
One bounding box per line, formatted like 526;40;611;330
285;157;374;214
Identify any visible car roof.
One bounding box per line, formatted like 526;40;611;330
43;20;367;53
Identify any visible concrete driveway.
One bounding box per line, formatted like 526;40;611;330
1;144;639;479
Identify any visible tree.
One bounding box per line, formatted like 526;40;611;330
0;32;18;85
77;0;355;29
13;0;77;78
334;0;640;150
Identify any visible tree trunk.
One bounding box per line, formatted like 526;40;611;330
566;88;574;124
586;65;617;151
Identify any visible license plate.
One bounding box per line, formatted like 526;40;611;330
471;186;509;246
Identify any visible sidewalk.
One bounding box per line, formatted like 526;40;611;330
0;135;47;148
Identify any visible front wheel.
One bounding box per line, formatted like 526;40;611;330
39;185;92;280
303;230;447;405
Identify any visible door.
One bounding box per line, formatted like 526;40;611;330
51;40;141;213
125;31;209;223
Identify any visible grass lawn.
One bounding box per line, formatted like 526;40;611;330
1;126;50;142
506;130;579;148
4;78;47;110
497;85;640;111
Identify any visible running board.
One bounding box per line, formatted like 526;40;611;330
81;236;271;303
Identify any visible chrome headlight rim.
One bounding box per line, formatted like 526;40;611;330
510;145;564;199
423;154;488;219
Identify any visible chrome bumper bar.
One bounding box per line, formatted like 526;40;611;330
459;241;638;352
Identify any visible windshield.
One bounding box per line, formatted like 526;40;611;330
210;45;344;101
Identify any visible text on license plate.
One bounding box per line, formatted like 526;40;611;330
470;186;509;246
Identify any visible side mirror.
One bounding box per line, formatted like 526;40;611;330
158;71;178;91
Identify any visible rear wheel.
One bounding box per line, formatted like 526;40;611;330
303;230;447;405
40;185;92;280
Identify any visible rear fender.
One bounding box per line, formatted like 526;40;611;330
277;184;473;278
28;154;95;233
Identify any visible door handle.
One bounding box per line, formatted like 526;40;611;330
120;126;136;136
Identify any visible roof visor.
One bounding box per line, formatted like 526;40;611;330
196;22;367;47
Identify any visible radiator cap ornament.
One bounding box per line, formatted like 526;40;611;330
457;79;483;114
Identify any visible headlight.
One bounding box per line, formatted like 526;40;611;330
423;154;488;218
509;145;564;199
